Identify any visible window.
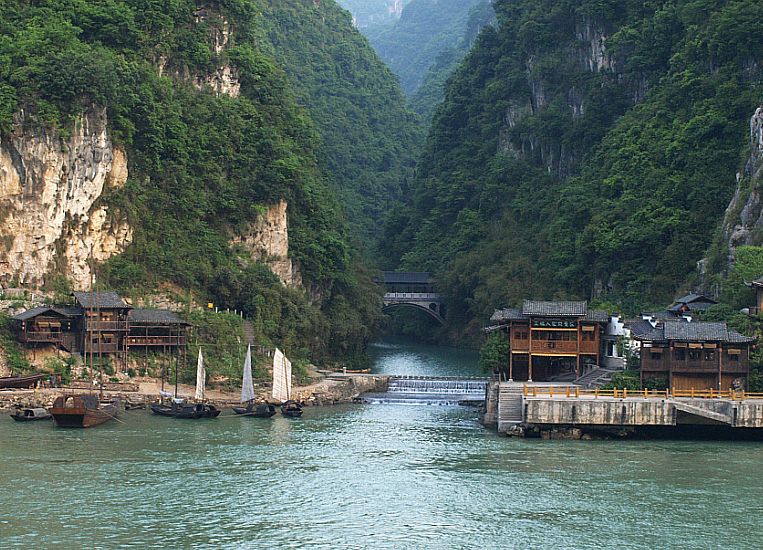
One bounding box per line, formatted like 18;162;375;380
689;350;701;361
607;342;615;357
674;349;685;361
728;353;739;362
650;352;662;361
582;331;596;342
704;350;715;361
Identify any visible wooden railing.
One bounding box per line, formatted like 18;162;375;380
85;320;128;331
530;340;578;353
18;331;63;343
126;336;187;346
522;386;763;400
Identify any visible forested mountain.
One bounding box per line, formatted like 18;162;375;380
336;0;410;28
408;2;494;120
255;0;422;245
382;0;763;335
0;0;418;364
363;0;491;97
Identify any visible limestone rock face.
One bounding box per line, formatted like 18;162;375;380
231;201;302;287
0;108;132;288
717;106;763;268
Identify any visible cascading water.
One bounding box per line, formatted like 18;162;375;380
363;376;489;405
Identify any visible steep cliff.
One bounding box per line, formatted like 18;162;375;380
387;0;763;333
0;108;131;288
709;106;763;272
0;0;387;363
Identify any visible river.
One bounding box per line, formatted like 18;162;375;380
1;338;762;548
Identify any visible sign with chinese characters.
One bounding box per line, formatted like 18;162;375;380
531;318;578;329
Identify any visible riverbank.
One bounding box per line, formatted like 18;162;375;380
0;373;389;411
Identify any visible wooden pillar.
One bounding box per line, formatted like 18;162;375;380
528;353;533;382
668;342;673;394
508;326;513;382
718;343;723;392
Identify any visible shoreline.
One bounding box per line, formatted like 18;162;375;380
0;374;390;411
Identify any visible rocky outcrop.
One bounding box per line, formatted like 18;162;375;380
192;10;240;97
0;108;132;288
231;201;302;287
716;106;763;268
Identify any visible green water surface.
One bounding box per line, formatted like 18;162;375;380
1;338;762;548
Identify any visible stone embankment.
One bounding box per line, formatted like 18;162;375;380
0;374;389;411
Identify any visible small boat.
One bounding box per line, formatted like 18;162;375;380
10;407;52;421
233;402;277;417
280;399;303;418
151;349;219;419
233;345;275;418
124;400;146;410
0;373;47;389
49;395;120;428
150;400;219;418
272;347;302;418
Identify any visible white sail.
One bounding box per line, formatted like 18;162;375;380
284;354;292;400
195;348;205;401
272;348;290;402
241;344;255;403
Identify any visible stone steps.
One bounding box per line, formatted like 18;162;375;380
498;386;524;431
574;367;618;389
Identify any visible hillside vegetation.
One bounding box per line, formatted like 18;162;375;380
383;0;763;335
0;0;410;364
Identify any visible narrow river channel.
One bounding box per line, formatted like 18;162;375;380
1;338;762;548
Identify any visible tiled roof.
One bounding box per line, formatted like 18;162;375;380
128;308;188;325
11;306;82;321
490;308;523;322
490;304;608;323
673;293;716;305
585;310;610;322
73;291;129;309
382;271;431;284
522;300;587;316
634;321;755;344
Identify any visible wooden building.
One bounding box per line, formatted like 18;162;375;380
11;306;82;351
667;293;717;317
631;320;754;391
126;309;190;348
12;293;189;369
749;277;763;315
73;291;131;357
488;300;609;382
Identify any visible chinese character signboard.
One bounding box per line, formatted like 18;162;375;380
531;318;578;329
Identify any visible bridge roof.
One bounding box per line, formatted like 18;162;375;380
382;271;431;284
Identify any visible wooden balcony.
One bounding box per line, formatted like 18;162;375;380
85;320;128;331
126;336;187;347
83;343;121;354
579;340;599;354
511;338;529;351
530;340;578;354
17;331;63;343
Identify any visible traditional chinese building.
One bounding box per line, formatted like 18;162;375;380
488;300;608;382
667;293;717;317
11;293;189;368
631;320;754;391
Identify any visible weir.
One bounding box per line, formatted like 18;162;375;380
363;376;488;405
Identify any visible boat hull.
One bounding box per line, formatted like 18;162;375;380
10;409;52;422
150;402;219;419
0;374;47;389
280;400;303;418
233;404;276;418
50;396;119;428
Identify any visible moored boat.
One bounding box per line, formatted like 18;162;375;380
233;402;277;417
151;349;219;419
233;344;275;418
49;395;120;428
0;373;47;389
10;407;52;421
280;399;303;418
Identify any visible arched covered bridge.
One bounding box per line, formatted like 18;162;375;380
378;271;444;324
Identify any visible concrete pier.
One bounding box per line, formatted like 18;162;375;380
487;381;763;437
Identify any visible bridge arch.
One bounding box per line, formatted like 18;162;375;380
382;302;445;325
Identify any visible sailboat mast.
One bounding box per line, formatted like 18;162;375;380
96;271;104;400
89;270;94;391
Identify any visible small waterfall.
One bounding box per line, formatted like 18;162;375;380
363;377;489;405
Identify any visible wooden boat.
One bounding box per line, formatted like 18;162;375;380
233;403;277;418
150;400;219;419
272;347;302;418
233;345;275;418
49;395;120;428
10;407;52;421
0;373;47;389
280;399;304;418
151;349;219;419
333;368;371;374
